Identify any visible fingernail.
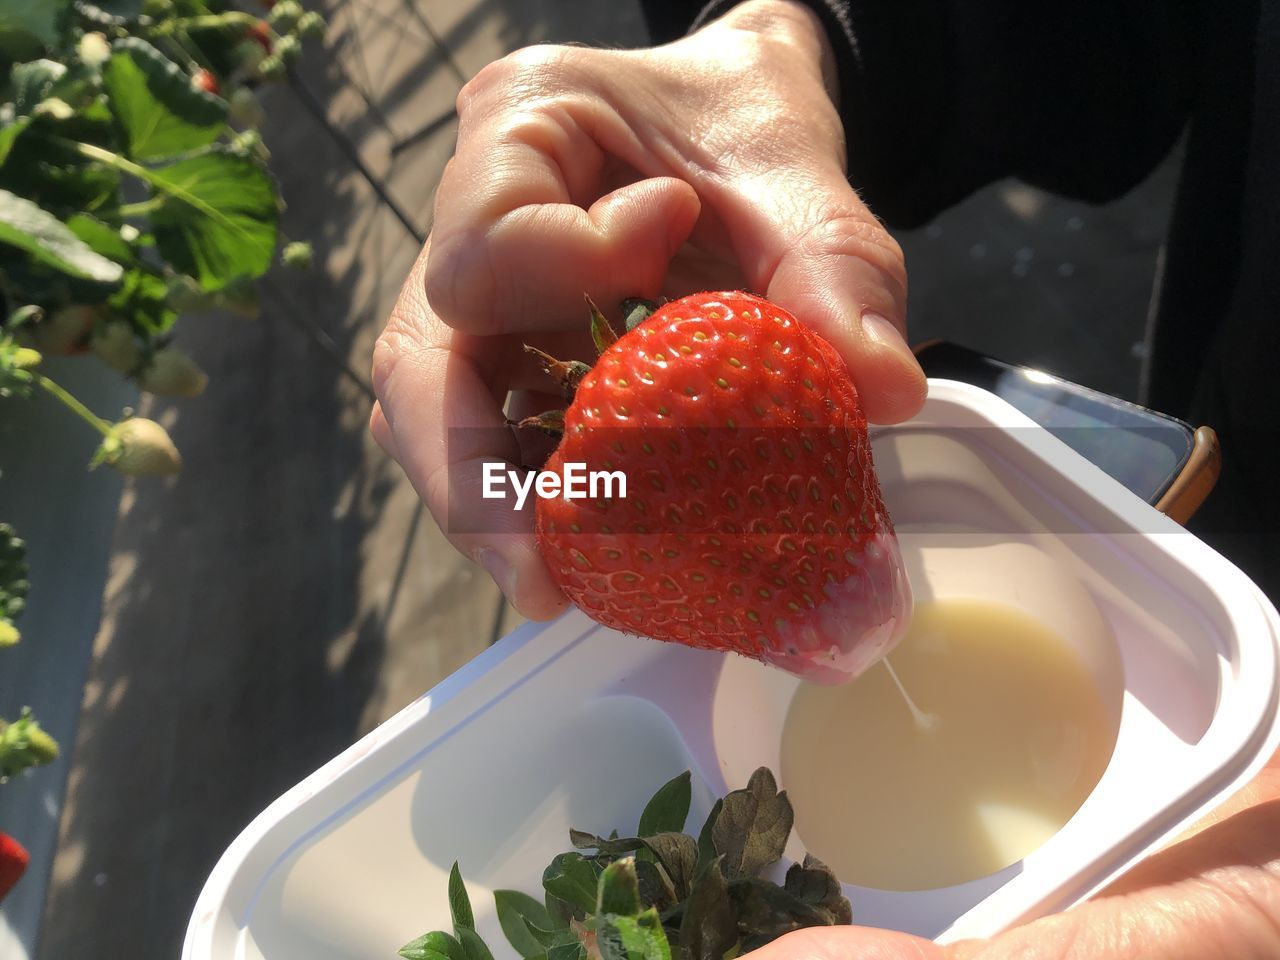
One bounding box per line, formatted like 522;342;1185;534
861;311;911;357
477;548;516;601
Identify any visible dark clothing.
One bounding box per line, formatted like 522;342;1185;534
643;0;1280;598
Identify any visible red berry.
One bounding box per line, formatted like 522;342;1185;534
246;20;273;53
0;832;29;903
192;69;220;95
534;291;910;684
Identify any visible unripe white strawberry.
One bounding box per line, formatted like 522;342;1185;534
89;321;143;374
93;418;182;476
137;347;208;397
228;88;266;128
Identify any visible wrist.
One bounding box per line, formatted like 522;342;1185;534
714;0;840;103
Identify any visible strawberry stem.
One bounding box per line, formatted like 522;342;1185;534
523;345;590;401
510;410;565;436
35;375;113;438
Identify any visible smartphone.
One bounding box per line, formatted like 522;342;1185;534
913;341;1218;518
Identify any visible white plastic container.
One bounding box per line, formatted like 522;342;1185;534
184;380;1280;960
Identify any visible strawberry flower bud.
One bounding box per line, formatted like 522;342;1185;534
0;621;17;648
275;35;301;64
257;55;285;81
93;418;183;476
136;347;208;397
77;32;111;68
268;0;303;30
281;241;313;269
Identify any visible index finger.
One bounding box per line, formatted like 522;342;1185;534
372;240;569;620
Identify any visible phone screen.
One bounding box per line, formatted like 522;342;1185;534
916;343;1195;504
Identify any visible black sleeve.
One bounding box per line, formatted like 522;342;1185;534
639;1;1207;227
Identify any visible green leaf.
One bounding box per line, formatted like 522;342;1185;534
569;830;645;858
782;855;852;925
679;857;737;960
544;893;576;929
598;910;672;960
102;37;226;161
399;930;468;960
448;862;476;932
522;920;579;951
0;1;60;58
11;59;67;115
457;926;495;960
543;853;600;916
546;942;585;960
76;0;146;23
641;834;698;900
0;188;124;283
149;149;278;291
695;799;722;874
727;877;841;954
598;859;642;917
638;772;692;839
67;213;135;265
712;768;793;880
0;116;32;168
107;267;175;335
633;859;678;913
495;890;554;960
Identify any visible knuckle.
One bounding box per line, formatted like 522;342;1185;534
808;211;907;290
423;237;496;331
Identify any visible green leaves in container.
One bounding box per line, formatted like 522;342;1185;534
149;148;278;291
399;930;468;960
638;771;692;839
448;862;476;932
0;188;122;283
598;858;643;916
782;854;851;925
678;857;735;960
543;852;600;917
495;890;554;959
711;767;792;881
597;910;672;960
102;38;227;161
641;833;697;902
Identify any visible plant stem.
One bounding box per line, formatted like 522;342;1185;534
36;375;113;437
118;197;163;219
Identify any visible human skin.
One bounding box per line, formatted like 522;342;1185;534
371;3;1280;953
370;0;925;620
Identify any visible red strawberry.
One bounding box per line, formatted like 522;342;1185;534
0;832;29;903
529;291;911;684
246;20;273;53
192;69;220;96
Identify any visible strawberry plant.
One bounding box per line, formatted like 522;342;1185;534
520;292;911;686
0;0;325;900
401;768;852;960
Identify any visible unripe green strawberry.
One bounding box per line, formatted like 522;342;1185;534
281;240;312;269
137;346;208;397
269;0;303;29
0;709;58;780
228;87;266;128
532;291;911;684
297;11;326;38
0;621;17;648
93;417;183;475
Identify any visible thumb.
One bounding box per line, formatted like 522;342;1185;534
744;925;948;960
721;167;927;424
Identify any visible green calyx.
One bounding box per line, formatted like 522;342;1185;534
513;296;661;434
399;767;852;960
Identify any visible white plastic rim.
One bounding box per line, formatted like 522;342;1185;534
183;380;1280;959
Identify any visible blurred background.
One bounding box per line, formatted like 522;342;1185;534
0;0;1176;957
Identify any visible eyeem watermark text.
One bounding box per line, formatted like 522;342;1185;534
483;462;627;510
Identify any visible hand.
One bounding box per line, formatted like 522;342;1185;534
743;747;1280;960
371;0;926;618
